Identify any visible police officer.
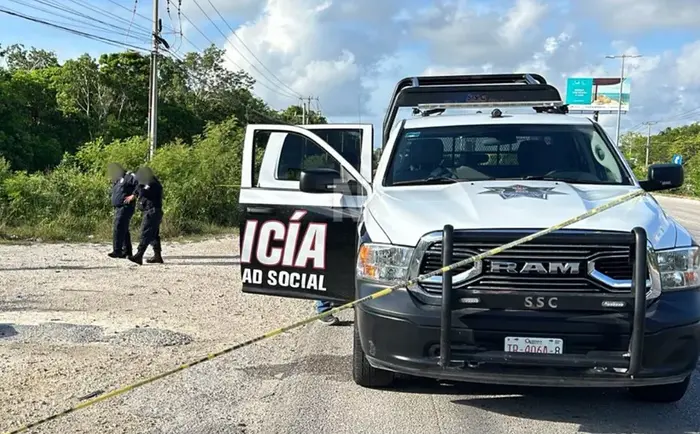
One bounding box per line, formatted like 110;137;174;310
125;166;164;265
107;162;138;258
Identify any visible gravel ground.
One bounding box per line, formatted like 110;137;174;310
1;196;699;434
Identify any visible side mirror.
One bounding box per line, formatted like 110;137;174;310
299;168;342;193
639;163;683;192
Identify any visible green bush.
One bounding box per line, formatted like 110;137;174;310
2;116;699;242
0;116;245;241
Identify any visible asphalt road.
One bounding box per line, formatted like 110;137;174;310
2;194;700;434
655;195;700;241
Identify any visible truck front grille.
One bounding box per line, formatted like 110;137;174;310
417;230;640;293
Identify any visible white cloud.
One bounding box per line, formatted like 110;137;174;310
581;0;700;33
676;40;700;88
498;0;549;46
202;0;699;142
404;0;550;67
221;0;405;117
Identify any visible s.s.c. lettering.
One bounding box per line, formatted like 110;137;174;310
524;296;558;309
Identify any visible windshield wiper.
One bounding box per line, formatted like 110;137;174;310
392;176;459;186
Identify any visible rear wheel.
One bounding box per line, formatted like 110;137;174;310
352;321;395;388
629;375;691;403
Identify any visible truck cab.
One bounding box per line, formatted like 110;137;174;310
238;73;700;402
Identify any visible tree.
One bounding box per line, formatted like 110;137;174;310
621;122;700;195
52;54;113;140
278;105;328;125
98;50;151;140
0;41;310;173
0;67;78;170
0;43;59;72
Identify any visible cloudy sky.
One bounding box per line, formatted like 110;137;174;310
2;0;700;143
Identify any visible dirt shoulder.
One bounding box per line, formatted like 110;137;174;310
0;237;312;433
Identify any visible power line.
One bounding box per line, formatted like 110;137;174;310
656;107;700;124
65;0;153;35
175;0;184;51
202;0;302;99
181;3;300;100
625;121;646;135
0;7;151;52
160;45;293;125
10;0;151;41
103;0;177;34
177;10;299;100
124;0;139;43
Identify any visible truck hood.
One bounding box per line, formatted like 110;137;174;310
366;180;679;249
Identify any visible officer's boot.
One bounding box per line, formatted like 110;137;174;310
146;249;163;264
128;247;146;265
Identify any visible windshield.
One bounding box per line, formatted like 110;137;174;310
383;123;633;186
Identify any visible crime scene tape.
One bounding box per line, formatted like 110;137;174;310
4;188;646;434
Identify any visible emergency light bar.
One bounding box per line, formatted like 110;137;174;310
381;73;564;145
416;101;562;110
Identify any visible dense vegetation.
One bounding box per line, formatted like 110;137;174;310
620;123;700;196
0;43;326;241
0;42;698;242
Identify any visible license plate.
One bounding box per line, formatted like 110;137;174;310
505;337;563;354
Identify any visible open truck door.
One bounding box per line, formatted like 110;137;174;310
239;124;373;303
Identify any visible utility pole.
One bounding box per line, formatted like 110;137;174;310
605;53;642;147
147;0;170;161
643;121;658;167
300;96;315;124
147;0;160;161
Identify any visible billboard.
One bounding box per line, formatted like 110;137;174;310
565;77;631;112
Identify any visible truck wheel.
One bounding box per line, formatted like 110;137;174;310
352;323;395;388
629;375;691;403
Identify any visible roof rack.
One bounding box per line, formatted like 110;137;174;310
381;73;564;145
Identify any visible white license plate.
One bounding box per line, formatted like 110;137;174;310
505;337;563;354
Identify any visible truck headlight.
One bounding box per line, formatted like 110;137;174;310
651;247;700;292
357;243;414;284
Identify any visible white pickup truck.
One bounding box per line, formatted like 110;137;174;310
237;73;699;403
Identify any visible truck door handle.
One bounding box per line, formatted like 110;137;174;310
246;206;274;214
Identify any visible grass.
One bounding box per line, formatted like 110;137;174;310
654;192;700;201
0;218;237;245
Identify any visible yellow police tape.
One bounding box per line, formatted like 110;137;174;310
4;188;646;434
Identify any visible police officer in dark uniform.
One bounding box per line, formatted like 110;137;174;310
125;166;164;265
107;162;138;258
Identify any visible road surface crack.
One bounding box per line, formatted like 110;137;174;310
430;394;445;434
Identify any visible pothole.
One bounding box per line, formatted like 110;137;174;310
7;323;105;344
1;322;194;347
109;328;193;347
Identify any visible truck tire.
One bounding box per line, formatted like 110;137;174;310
352;323;395;388
628;375;691;403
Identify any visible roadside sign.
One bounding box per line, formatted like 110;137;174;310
565;77;631;113
672;154;683;165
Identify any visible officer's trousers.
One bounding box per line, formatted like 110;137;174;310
137;208;163;254
113;205;135;254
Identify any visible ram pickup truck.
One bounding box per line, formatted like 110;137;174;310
237;73;700;402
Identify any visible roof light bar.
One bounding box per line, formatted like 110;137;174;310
416;101;563;110
382;73;564;145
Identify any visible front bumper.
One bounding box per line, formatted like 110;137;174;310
355;227;700;387
355;294;700;387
